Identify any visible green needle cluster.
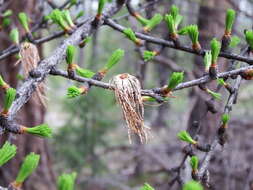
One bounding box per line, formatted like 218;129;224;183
177;130;197;144
25;124;52;138
15;153;40;185
18;12;30;33
0;142;17;167
57;172;77;190
167;72;184;91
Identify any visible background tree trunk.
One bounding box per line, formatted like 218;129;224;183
0;1;55;189
187;0;233;137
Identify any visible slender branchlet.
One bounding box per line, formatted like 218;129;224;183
9;28;19;45
99;49;125;75
2;88;16;116
143;14;163;32
177;130;197;145
209;38;221;79
183;180;203;190
76;67;95;78
96;0;106;19
245;30;253;51
190;156;199;173
123;28;142;45
57;172;77;190
67;86;87;98
163;72;184;95
0;142;17;167
143;50;158;62
0;75;9;90
12;153;40;188
50;9;71;33
21;124;52;138
62;10;76;29
203;51;212;73
18;12;30;33
225;9;236;36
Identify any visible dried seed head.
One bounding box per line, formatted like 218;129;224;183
19;42;46;106
110;73;149;144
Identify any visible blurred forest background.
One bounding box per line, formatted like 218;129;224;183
1;0;253;190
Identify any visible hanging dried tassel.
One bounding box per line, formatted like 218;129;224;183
17;42;46;106
110;73;150;144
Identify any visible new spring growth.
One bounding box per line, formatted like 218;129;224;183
2;88;16;115
21;124;52;138
13;153;40;188
3;10;13;17
225;9;235;36
96;0;106;19
75;11;84;20
76;67;95;78
209;38;221;79
68;0;77;8
170;5;183;29
203;51;212;73
180;25;200;51
66;45;76;76
177;130;197;145
0;142;17;167
67;86;87;98
221;114;230;128
10;28;19;45
62;10;76;29
183;180;203;190
229;36;240;48
206;88;222;100
140;183;155;190
190;156;199;173
164;14;177;40
57;172;77;190
123;28;142;45
245;30;253;51
99;49;125;75
143;14;163;32
50;9;71;33
142;96;169;103
163;72;184;96
18;12;30;33
2;18;11;28
79;36;91;48
143;50;158;62
217;78;233;93
0;75;9;90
